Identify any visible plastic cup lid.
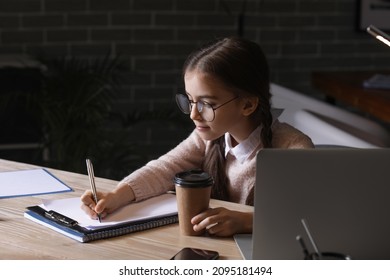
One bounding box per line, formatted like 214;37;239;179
174;169;214;187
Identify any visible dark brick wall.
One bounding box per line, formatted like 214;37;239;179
1;0;389;173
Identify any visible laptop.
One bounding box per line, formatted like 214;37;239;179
235;148;390;260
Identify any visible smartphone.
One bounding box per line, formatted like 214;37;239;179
170;247;219;260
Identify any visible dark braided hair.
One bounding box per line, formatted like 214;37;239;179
183;37;273;204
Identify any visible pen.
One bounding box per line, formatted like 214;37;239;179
301;218;322;259
86;159;101;223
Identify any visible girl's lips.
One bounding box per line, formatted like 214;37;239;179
196;125;210;131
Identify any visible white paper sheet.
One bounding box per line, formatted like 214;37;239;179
42;193;177;230
0;169;72;198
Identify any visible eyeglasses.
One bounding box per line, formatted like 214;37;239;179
175;94;239;122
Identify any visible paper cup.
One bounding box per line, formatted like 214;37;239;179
174;170;213;236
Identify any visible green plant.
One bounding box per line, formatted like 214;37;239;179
31;55;125;174
30;55;192;179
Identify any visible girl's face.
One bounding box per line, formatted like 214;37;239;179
184;70;257;143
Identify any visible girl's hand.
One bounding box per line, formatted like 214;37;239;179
80;190;119;220
191;207;253;237
80;182;135;220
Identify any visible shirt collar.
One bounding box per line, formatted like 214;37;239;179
224;108;283;163
224;125;262;163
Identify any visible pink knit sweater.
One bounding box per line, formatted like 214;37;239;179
120;121;314;205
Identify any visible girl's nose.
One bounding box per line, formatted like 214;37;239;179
190;103;202;121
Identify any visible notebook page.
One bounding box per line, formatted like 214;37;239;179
42;193;177;230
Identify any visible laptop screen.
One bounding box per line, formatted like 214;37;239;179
251;148;390;260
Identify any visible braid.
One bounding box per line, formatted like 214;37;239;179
202;137;229;201
259;95;273;148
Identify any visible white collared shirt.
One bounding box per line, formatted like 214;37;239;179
224;108;283;164
224;125;262;164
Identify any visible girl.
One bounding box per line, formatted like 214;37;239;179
81;37;314;237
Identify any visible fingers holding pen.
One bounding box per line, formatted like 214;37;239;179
80;190;108;220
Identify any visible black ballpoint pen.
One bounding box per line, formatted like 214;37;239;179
86;159;102;223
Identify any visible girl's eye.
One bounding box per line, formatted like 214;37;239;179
201;101;213;109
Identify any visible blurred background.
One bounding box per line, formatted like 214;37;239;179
0;0;389;180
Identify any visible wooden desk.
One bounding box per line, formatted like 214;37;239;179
312;71;390;123
0;159;252;260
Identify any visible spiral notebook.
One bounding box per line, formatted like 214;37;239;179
24;193;178;243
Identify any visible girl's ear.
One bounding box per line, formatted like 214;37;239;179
241;96;259;116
